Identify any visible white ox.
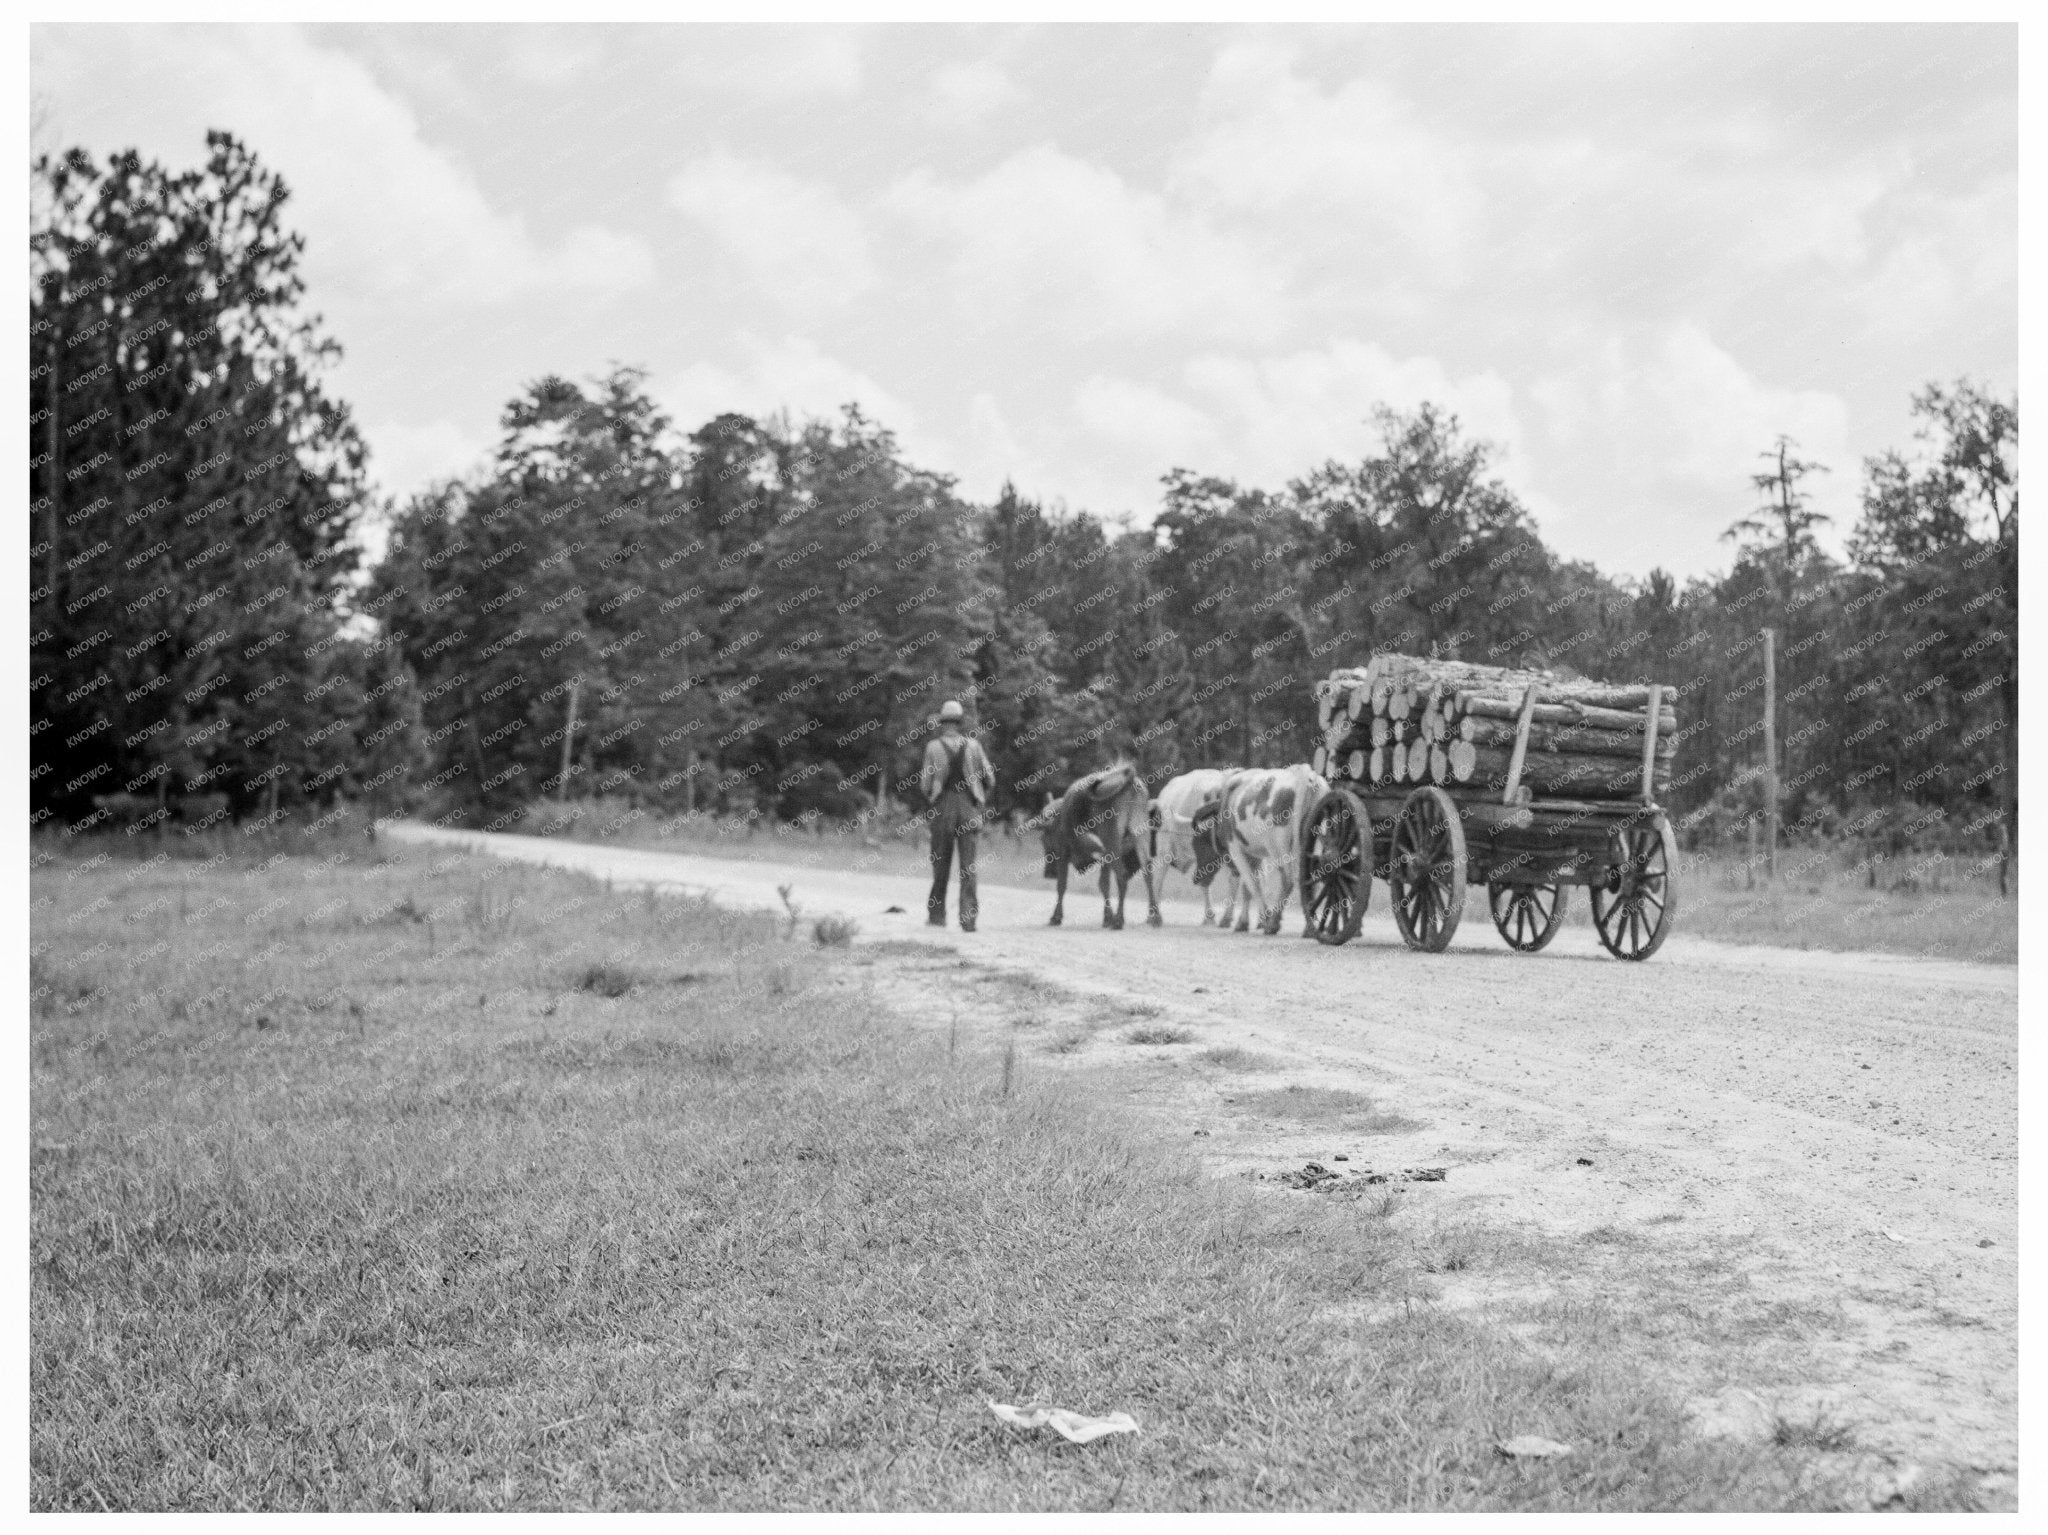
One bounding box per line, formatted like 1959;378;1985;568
1219;764;1329;936
1143;769;1246;927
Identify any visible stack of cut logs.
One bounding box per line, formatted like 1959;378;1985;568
1310;653;1674;804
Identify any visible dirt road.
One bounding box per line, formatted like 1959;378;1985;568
385;821;2017;1503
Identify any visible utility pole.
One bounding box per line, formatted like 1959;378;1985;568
1762;626;1778;882
558;676;580;804
47;320;61;596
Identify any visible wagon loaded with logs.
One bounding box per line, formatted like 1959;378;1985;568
1299;654;1679;960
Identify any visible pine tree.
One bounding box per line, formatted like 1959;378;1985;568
30;132;373;824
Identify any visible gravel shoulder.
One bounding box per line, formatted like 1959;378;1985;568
385;821;2018;1505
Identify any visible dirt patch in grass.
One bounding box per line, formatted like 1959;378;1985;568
862;939;957;960
1771;1410;1860;1453
1126;1024;1197;1046
1239;1083;1425;1135
1201;1046;1284;1073
573;960;639;998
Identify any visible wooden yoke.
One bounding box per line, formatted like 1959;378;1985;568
1502;682;1541;805
1640;684;1664;805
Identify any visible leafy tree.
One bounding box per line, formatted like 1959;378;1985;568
1292;404;1573;671
372;369;707;818
1846;381;2017;882
967;486;1106;810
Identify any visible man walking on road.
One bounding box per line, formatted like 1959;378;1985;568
921;699;996;931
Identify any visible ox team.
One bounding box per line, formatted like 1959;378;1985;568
922;701;1327;936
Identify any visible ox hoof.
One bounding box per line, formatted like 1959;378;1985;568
1147;910;1162;928
1201;913;1216;927
1049;911;1063;927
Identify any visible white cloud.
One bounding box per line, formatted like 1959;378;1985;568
1845;172;2018;338
1071;375;1215;463
1070;342;1525;503
31;24;654;309
654;334;913;440
1170;41;1488;295
668;151;875;309
947;392;1045;504
364;415;496;502
655;26;863;100
883;144;1288;344
927;60;1020;126
1188;343;1524;480
501;25;605;87
751;27;864;98
1526;322;1854;575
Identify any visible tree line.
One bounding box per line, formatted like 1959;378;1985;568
30;135;2018;872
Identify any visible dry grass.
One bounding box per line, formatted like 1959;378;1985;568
811;915;860;948
1201;1046;1285;1073
1660;852;2015;964
1239;1084;1425;1135
30;836;1913;1511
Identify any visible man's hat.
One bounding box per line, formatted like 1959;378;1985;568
939;700;964;722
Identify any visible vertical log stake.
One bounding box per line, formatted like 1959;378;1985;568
1502;682;1540;806
1640;684;1664;805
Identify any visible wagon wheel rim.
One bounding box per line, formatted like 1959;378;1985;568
1388;787;1466;953
1300;789;1370;946
1592;818;1676;961
1488;880;1567;953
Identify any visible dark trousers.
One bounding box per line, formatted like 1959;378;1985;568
928;791;980;925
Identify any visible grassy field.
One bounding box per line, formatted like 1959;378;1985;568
31;830;1948;1510
1669;852;2014;965
525;802;2018;965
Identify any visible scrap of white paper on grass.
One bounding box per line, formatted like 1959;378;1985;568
988;1400;1140;1444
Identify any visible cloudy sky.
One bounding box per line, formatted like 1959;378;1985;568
33;23;2015;580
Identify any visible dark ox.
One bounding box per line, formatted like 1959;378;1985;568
1037;762;1153;929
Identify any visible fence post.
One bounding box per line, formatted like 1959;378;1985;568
558;676;580;805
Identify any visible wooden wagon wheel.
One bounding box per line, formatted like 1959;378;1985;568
1388;786;1466;953
1591;814;1678;961
1487;880;1567;953
1299;787;1371;946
